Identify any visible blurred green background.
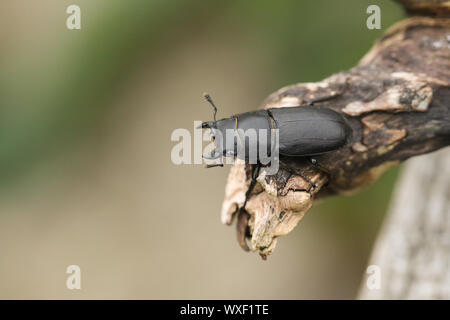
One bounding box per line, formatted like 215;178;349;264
0;0;404;298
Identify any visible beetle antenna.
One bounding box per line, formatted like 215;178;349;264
203;93;218;122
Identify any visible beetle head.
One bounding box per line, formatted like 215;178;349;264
200;93;223;160
199;94;238;161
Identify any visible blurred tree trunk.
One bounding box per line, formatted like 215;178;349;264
359;147;450;299
358;0;450;300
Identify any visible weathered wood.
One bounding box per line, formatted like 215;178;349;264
221;16;450;257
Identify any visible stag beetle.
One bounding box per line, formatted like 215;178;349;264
200;93;351;210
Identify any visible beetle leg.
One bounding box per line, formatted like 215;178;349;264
306;92;342;106
204;149;223;168
242;164;261;210
294;169;317;192
307;156;331;175
305;79;349;106
206;163;224;168
288;166;317;193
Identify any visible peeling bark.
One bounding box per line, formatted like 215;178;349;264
221;14;450;257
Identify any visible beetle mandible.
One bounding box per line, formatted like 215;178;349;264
200;93;351;210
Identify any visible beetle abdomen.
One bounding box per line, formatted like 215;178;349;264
268;106;350;156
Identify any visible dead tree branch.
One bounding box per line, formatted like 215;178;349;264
221;6;450;258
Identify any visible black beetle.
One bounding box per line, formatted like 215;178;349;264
200;93;351;209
